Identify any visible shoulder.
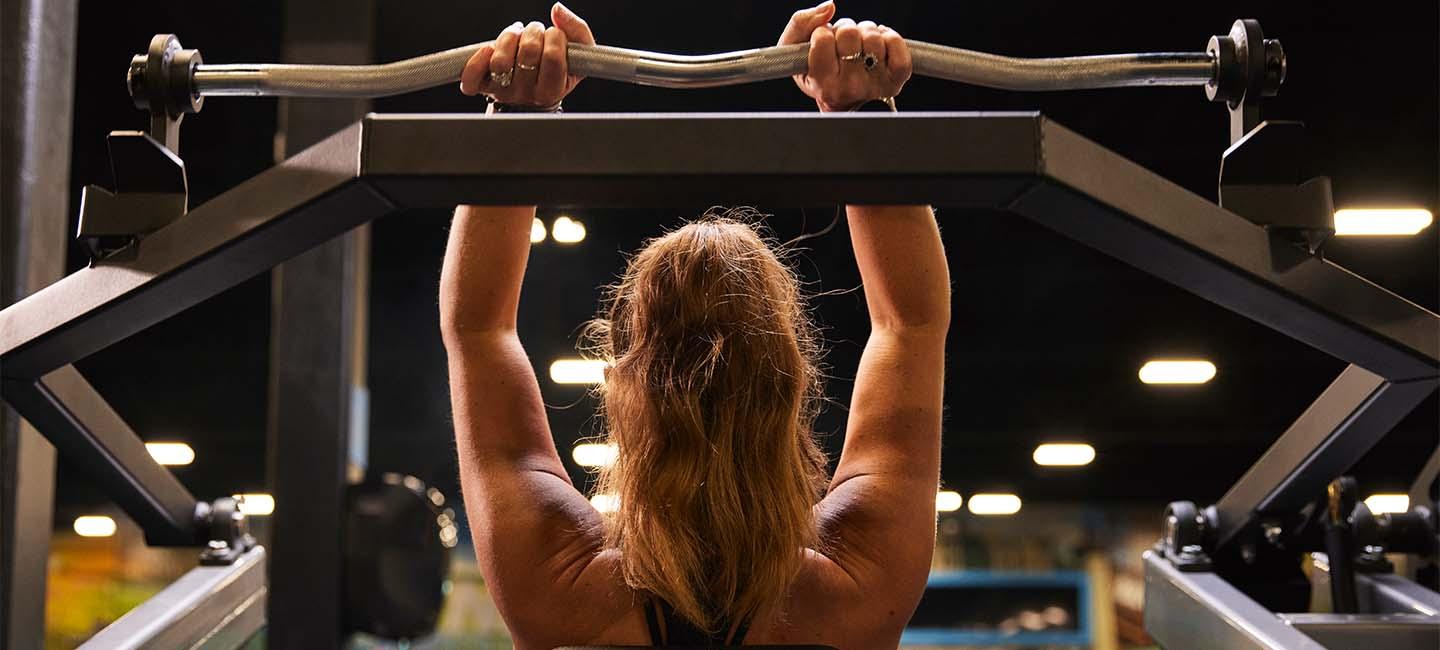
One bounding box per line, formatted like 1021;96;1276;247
746;549;912;648
508;548;652;648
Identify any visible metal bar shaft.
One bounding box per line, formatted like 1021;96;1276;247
191;40;1215;97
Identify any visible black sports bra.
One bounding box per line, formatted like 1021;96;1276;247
644;599;752;647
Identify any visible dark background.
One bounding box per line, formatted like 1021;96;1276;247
56;1;1438;527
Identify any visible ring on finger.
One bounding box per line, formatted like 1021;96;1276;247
516;62;538;71
862;52;880;71
839;51;864;62
491;69;514;88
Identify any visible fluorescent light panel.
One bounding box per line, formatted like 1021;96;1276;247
549;358;605;385
145;442;194;466
936;490;964;512
234;493;275;516
1364;493;1409;514
968;493;1022;515
530;217;547;243
552;216;587;243
1334;208;1433;236
1033;443;1095;466
1139;359;1216;385
572;442;618;467
73;515;117;537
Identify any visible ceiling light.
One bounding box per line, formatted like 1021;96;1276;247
1334;208;1433;236
549;358;605;385
1364;493;1409;514
145;442;195;466
530;217;547;243
590;493;620;513
1033;443;1095;466
968;493;1022;516
234;493;275;516
1139;359;1216;385
73;515;117;538
552;216;586;244
936;490;963;512
572;442;618;467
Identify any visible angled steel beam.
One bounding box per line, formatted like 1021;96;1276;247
1211;365;1439;549
1142;551;1325;649
0;113;1042;382
2;366;198;545
5;114;1435;385
0;122;380;380
79;546;266;650
1016;118;1439;382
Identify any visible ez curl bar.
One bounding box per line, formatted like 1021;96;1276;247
84;20;1308;261
132;19;1284;151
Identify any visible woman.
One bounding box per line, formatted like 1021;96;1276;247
441;3;949;647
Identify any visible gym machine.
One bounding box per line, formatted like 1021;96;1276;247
1;17;1436;649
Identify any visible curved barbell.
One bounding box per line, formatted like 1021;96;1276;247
190;40;1217;98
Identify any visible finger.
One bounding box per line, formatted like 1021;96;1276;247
535;26;568;104
860;23;885;72
490;22;524;86
460;44;493;95
551;1;595;46
779;0;837;46
807;25;838;82
514;21;546;99
833;18;861;58
882;27;912;86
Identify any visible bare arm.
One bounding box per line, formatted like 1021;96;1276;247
441;205;607;634
779;6;947;640
817;205;949;624
442;7;618;647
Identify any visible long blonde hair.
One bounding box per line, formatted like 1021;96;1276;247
582;209;829;632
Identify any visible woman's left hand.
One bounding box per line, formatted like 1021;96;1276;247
779;1;912;112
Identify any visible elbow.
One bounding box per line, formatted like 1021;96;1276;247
875;285;952;334
438;299;513;348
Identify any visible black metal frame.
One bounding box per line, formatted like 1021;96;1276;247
3;112;1438;546
0;112;1437;646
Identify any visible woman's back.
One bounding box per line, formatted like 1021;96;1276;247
439;6;947;648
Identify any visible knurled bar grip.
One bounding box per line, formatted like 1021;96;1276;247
192;40;1216;98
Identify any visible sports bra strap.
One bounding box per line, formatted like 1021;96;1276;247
645;598;753;646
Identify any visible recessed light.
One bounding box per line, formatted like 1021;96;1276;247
968;493;1022;515
1334;208;1432;236
1139;359;1216;385
234;493;275;516
552;216;587;244
145;442;195;466
590;493;620;513
73;515;117;537
1033;443;1095;466
572;443;618;467
1364;493;1409;514
549;358;605;385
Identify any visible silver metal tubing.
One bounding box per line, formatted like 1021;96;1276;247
192;40;1215;98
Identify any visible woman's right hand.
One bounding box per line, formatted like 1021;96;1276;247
460;2;595;108
779;1;913;112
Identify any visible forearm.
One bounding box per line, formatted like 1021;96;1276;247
846;205;951;330
440;205;536;339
